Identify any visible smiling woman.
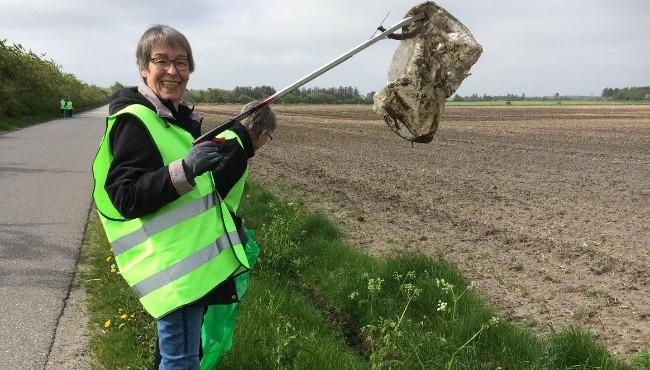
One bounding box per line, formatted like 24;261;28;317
136;26;195;110
95;25;230;370
91;24;277;370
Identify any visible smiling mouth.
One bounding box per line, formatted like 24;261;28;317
161;81;180;88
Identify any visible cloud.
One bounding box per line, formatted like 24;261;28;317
1;0;648;96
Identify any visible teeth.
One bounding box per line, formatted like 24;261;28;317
162;81;179;88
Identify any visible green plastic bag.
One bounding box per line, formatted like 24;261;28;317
200;229;260;370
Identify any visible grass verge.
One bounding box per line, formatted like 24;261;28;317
81;182;646;369
0;105;106;133
0;112;60;132
80;210;157;369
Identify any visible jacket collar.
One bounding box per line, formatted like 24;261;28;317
137;82;202;124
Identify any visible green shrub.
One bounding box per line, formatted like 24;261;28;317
0;39;107;121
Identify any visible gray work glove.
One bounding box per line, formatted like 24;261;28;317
182;141;222;182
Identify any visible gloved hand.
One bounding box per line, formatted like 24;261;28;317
182;141;222;182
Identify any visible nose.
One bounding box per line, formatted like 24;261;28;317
165;63;179;74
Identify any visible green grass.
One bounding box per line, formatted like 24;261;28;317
219;274;367;369
446;100;650;106
630;350;650;369
0;104;106;132
81;183;646;369
80;211;157;369
0;112;61;132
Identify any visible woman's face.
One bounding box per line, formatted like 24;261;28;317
140;43;190;108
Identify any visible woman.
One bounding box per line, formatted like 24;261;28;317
92;24;276;369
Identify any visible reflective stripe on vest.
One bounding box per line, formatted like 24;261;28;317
111;192;218;255
91;103;249;318
133;230;242;297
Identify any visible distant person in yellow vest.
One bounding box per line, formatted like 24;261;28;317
65;99;73;117
59;98;66;117
91;24;276;370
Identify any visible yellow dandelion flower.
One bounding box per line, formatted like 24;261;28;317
110;268;117;273
120;314;128;320
104;320;111;329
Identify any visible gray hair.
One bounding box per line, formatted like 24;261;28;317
136;25;195;72
241;101;277;139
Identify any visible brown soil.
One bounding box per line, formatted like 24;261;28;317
198;103;650;355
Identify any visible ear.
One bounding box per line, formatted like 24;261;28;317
139;65;148;79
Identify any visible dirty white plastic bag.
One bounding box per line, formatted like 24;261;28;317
373;2;482;142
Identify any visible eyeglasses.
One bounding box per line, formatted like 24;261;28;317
149;57;190;72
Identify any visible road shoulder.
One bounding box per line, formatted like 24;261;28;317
45;258;92;370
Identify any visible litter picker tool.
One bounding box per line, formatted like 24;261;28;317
193;12;427;145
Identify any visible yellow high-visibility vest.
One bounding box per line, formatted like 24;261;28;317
92;104;249;318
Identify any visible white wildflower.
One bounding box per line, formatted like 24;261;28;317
368;277;384;293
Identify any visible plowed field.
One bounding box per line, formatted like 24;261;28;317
198;104;650;354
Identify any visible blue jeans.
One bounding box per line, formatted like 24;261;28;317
157;304;205;370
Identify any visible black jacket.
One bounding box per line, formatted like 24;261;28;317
106;85;255;306
107;86;254;218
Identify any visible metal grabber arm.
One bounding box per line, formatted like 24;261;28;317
193;12;427;145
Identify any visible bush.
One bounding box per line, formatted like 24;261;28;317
0;39;107;120
303;92;337;104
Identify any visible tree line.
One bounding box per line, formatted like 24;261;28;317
453;87;650;102
452;93;532;102
183;85;375;105
0;39;107;119
601;86;650;100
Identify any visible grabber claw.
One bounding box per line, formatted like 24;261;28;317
377;12;426;41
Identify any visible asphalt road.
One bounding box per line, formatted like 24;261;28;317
0;107;107;369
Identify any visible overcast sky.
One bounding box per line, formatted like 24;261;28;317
2;0;648;97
